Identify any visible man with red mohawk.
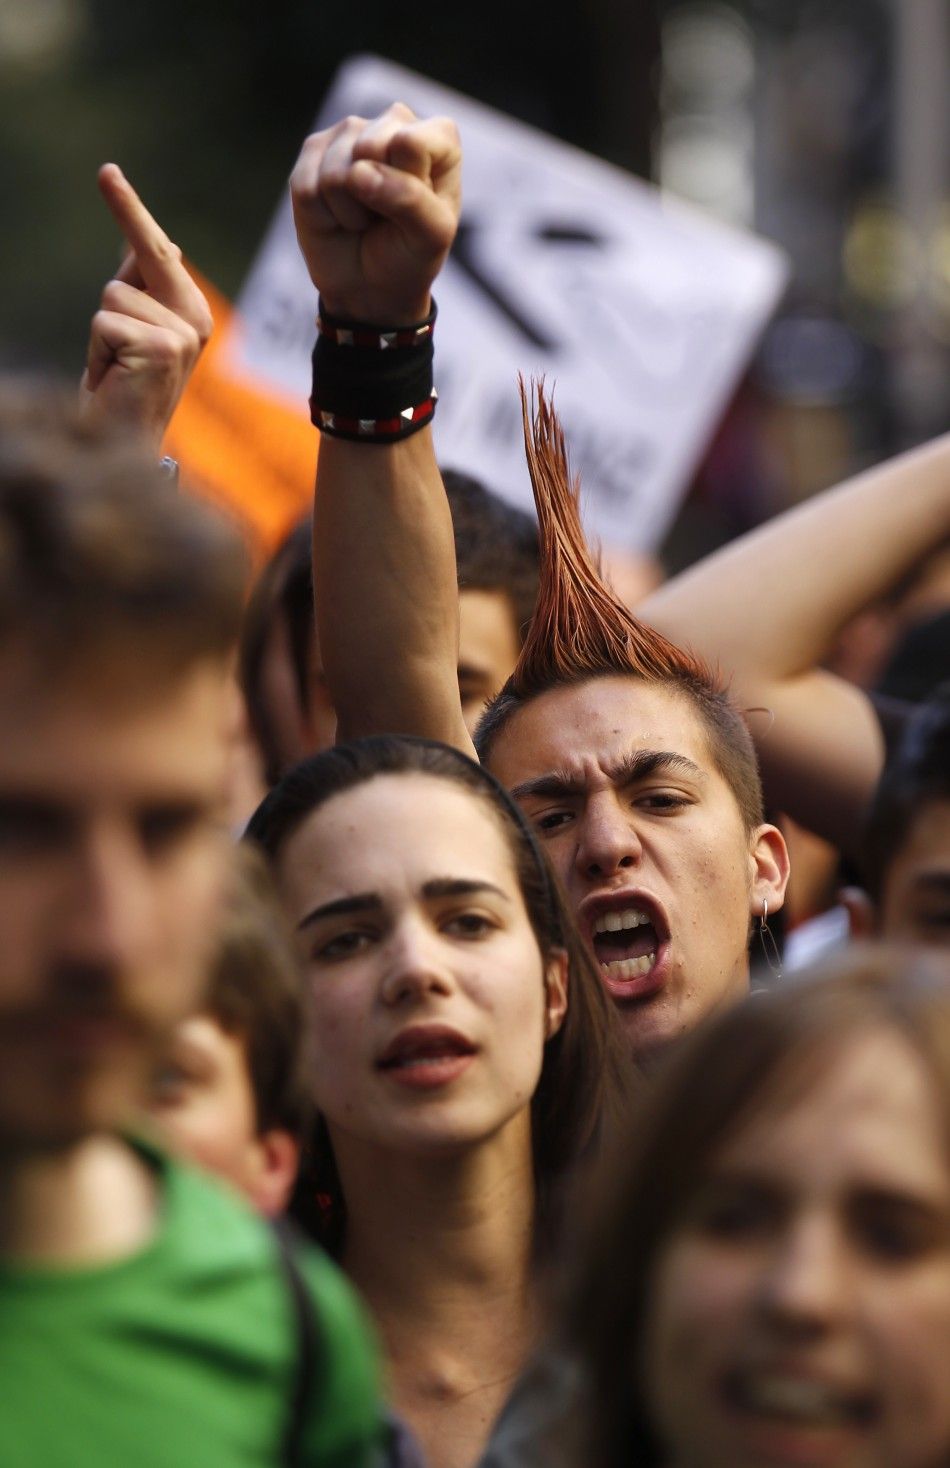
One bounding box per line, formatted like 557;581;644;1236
289;102;789;1063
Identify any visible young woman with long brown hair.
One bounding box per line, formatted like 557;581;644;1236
247;735;634;1468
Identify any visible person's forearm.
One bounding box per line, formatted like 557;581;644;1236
313;430;473;751
293;105;470;755
642;431;950;680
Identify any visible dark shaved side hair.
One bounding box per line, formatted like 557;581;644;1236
474;382;764;832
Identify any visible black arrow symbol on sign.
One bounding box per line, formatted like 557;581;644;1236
450;219;607;354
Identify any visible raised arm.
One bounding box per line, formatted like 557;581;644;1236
640;436;950;854
80;164;212;453
290;104;474;754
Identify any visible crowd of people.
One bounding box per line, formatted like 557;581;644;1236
2;103;949;1468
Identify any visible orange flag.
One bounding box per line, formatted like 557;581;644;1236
165;267;317;560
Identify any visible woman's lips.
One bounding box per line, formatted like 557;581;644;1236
375;1024;477;1089
718;1366;878;1464
380;1053;477;1089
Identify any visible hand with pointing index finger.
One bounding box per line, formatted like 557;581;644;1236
290;102;462;326
80;164;213;453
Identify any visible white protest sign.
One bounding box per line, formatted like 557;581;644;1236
227;55;788;550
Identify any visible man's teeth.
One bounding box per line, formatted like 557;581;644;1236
601;954;655;978
735;1375;861;1426
592;907;651;935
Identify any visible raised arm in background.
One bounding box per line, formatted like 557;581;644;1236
80;163;212;452
640;437;950;857
290;103;473;752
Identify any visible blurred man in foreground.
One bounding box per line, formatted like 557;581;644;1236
0;168;382;1467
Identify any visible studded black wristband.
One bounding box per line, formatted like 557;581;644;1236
309;299;438;443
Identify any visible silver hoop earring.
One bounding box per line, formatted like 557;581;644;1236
757;898;782;980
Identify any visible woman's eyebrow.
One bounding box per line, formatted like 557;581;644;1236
297;892;381;930
297;879;510;930
421;877;511;903
694;1164;779;1191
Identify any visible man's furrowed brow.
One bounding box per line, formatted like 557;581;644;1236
508;771;586;802
297;892;381;930
607;750;707;786
509;751;706;802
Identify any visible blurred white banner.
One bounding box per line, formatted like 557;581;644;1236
226;55;788;550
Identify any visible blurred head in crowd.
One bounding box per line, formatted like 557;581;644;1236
0;383;245;1153
442;468;539;730
148;845;311;1214
246;734;634;1254
239;519;336;788
830;546;950;694
876;608;950;706
846;686;950;949
476;387;789;1062
239;474;540;783
568;946;950;1468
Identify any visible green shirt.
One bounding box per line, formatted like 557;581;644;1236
0;1145;382;1467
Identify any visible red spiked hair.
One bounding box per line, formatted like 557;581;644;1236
474;381;764;830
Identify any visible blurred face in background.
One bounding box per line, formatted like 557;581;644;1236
457;588;521;735
879;800;950;950
643;1026;950;1468
253;585;523;771
148;1012;297;1214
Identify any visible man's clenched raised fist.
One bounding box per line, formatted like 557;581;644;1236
290;103;462;326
